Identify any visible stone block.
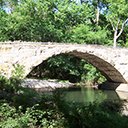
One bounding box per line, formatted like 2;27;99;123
116;84;128;92
0;47;12;54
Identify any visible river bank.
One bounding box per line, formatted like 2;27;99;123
21;78;74;92
1;78;128;127
21;78;128;116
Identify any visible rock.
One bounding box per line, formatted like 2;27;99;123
21;78;74;92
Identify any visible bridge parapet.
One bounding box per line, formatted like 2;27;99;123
0;42;128;87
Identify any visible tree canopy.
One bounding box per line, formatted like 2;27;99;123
0;0;127;46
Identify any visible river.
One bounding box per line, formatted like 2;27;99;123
23;79;128;115
65;87;120;103
23;79;128;102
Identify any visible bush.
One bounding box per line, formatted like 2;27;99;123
0;67;128;128
0;64;24;93
99;99;124;113
0;88;128;128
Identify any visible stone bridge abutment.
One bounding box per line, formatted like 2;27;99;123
0;42;128;92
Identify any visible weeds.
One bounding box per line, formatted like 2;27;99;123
0;66;128;127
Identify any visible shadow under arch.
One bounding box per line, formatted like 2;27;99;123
67;50;126;83
27;54;87;83
27;49;126;87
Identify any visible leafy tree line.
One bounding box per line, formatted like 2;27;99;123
0;0;127;46
0;0;128;83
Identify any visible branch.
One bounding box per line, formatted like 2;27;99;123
109;18;115;31
90;18;96;25
96;0;100;25
117;18;128;38
116;17;121;31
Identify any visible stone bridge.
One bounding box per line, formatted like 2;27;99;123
0;42;128;91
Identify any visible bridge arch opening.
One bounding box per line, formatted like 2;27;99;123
27;54;106;84
26;50;126;85
67;51;126;83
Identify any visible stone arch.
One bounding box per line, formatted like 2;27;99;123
26;49;126;84
67;51;126;83
1;42;128;91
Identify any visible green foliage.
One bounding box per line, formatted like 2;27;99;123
0;74;19;93
83;63;106;84
28;54;105;84
0;9;9;41
28;54;106;84
0;0;127;45
28;54;81;83
99;99;124;113
0;101;36;128
0;75;128;128
0;64;24;93
11;64;24;79
105;0;128;46
71;24;108;45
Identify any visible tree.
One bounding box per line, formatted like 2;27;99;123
0;7;9;41
106;0;128;47
88;0;108;26
89;0;100;25
71;24;108;44
0;0;5;10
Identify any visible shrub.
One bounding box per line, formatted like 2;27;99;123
0;66;128;128
99;99;124;113
0;64;24;93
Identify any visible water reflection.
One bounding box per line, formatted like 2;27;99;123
65;87;120;103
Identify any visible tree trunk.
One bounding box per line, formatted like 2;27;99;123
90;0;100;25
113;18;128;48
96;0;100;25
114;30;117;48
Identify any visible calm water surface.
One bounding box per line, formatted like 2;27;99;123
64;87;128;103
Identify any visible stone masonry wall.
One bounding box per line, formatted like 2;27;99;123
0;42;128;84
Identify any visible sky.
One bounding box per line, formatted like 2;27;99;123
71;0;82;3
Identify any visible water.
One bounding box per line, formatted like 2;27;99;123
64;87;124;103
